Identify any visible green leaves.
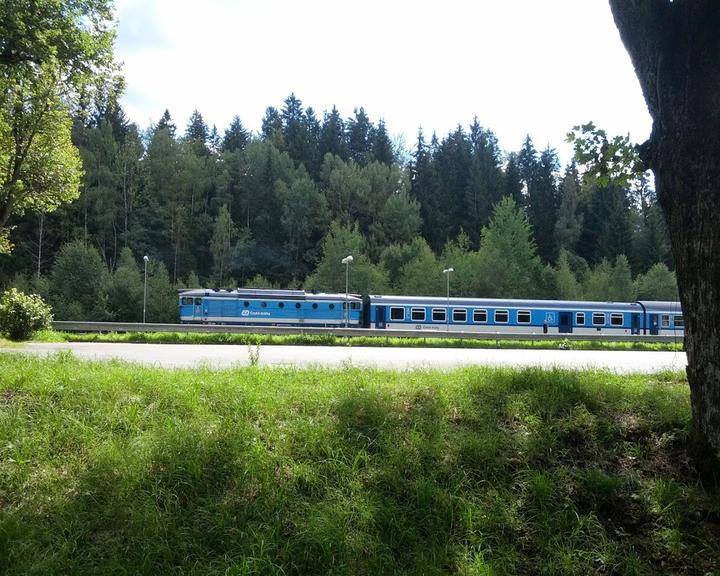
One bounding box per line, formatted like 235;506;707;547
566;122;646;189
0;0;120;251
0;287;52;340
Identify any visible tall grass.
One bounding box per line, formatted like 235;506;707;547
0;354;715;575
30;329;685;352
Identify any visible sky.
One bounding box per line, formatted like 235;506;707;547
114;0;652;164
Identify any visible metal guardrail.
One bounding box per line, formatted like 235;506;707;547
51;321;684;344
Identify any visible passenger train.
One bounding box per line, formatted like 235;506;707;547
178;288;684;336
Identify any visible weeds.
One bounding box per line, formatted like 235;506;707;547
247;337;261;366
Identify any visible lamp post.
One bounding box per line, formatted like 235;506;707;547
341;255;353;327
143;255;149;323
443;267;454;332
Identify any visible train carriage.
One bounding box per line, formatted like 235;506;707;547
637;301;684;336
366;295;655;335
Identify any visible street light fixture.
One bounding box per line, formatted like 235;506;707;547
443;267;454;332
341;255;354;327
143;255;149;324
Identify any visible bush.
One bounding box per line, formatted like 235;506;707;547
0;288;53;340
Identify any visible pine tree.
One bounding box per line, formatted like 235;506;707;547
476;196;545;298
261;106;283;148
143;122;183;279
319;106;348;160
517;135;538;196
208;125;221;155
281;93;307;165
577;183;632;265
185;109;209;155
555;249;581;299
156;109;176;137
527;147;560;263
347;107;374;165
410;129;444;251
633;203;672;272
503;152;524;208
372;119;395;165
302;106;322;177
434;126;472;245
583;258;614;300
610;254;634;301
395;237;445;296
554;160;583;253
222;116;249;153
464;119;504;246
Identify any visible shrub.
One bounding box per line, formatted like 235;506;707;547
0;288;53;340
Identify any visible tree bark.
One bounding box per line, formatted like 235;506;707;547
609;0;720;481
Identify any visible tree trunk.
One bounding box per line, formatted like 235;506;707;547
609;0;720;480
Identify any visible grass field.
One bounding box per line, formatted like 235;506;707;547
30;328;685;352
0;354;717;575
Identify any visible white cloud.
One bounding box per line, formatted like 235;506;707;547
115;0;651;163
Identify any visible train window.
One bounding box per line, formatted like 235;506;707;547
517;310;531;324
576;312;585;325
261;301;267;308
181;297;193;305
329;303;335;310
453;309;467;322
592;312;605;325
390;307;405;321
279;302;285;308
411;308;426;321
194;298;202;305
674;315;684;327
494;310;509;323
432;308;446;322
312;303;318;309
351;302;361;310
294;302;301;309
243;301;250;307
661;314;670;327
473;309;487;323
610;313;623;326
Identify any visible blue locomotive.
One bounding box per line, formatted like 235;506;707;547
178;288;683;336
179;288;363;327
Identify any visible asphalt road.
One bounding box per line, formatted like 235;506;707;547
1;342;688;373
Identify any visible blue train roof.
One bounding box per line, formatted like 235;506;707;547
178;288;362;302
637;301;683;313
367;294;644;312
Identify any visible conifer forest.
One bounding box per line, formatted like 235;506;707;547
0;94;678;322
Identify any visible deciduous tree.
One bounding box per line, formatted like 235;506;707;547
0;0;122;251
609;0;720;473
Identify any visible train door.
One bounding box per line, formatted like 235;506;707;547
375;306;387;329
193;297;203;321
649;313;659;335
559;312;572;333
631;313;641;335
